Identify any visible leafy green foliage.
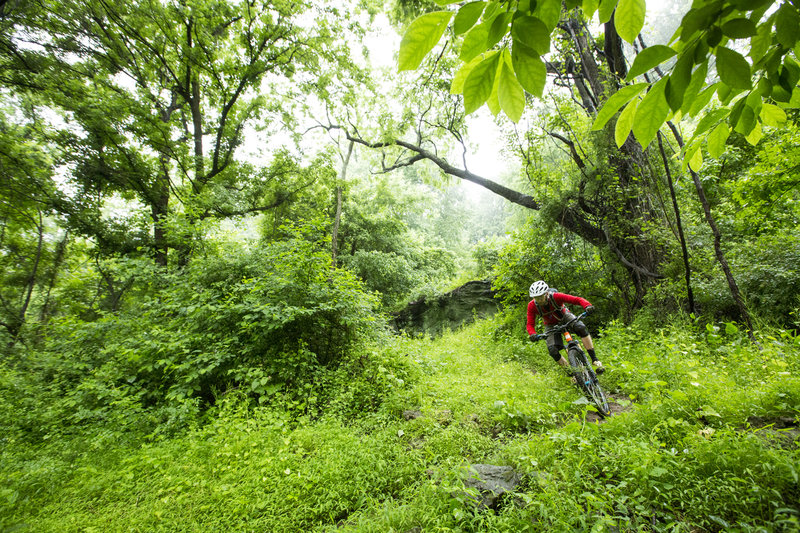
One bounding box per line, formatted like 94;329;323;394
397;0;800;165
398;11;454;70
5;313;798;531
7;225;383;418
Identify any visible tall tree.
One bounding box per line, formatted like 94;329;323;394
1;0;366;265
0;110;60;345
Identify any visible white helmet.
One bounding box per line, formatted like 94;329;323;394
529;280;549;298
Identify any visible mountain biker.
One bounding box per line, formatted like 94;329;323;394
526;280;604;374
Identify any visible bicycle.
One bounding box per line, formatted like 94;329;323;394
532;312;612;418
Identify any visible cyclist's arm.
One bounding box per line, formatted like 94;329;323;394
526;300;539;335
553;292;591;310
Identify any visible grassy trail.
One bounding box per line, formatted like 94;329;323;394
2;316;799;532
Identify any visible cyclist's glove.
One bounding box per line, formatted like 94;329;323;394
585;305;595;315
529;333;546;342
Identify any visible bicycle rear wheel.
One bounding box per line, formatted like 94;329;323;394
568;349;611;417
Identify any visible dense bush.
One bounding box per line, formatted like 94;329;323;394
7;230;385;418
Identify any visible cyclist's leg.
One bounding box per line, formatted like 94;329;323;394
571;316;604;372
544;327;567;366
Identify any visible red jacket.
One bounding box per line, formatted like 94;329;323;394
526;292;591;335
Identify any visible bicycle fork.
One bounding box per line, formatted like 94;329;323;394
563;331;595;385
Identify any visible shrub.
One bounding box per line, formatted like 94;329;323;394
20;228;384;416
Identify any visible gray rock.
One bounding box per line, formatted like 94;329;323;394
402;409;423;420
392;280;500;336
461;464;521;510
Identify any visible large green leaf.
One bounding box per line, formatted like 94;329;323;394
597;0;618;23
689;84;719;116
760;102;787;127
632;77;670;147
749;18;774;62
615;0;645;44
498;61;525;122
460;23;491;62
688;142;704;172
487;65;502;116
707;122;730;158
487;12;513;49
451;55;484;94
511;16;550;56
511;39;546;97
680;2;722;42
716;46;753;90
694;108;730;138
734;103;757;135
776;4;800;48
591;83;648;130
721;18;757;39
535;0;562;31
463;52;500;114
745;121;763;145
626;45;677;81
582;0;600;18
454;2;486;36
398;12;454;71
680;61;709;116
665;48;695;110
615;97;639;147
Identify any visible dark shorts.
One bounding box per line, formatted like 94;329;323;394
545;312;589;354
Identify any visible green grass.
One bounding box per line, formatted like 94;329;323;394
2;315;799;532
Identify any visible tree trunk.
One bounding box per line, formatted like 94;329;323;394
39;229;70;323
153;157;170;267
657;132;695;314
331;140;354;268
666;123;755;338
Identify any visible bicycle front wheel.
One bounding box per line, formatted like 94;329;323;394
569;349;611;418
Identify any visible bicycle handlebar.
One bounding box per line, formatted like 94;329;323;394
531;311;588;342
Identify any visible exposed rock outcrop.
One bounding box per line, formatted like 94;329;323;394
392;280;501;336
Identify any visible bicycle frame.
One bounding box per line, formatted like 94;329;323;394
536;312;611;417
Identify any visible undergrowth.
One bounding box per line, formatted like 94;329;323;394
2;314;799;532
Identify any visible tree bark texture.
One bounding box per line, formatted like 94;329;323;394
666;122;755;338
331;140;353;268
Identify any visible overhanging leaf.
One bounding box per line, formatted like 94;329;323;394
721;18;757;39
615;97;639;147
776;4;800;48
632;77;670;147
460;23;491;62
597;0;618;23
582;0;600;18
454;2;486;36
615;0;645;44
707;122;730;158
592;83;649;130
689;84;718;117
487;12;513;49
511;40;547;97
694;108;730;138
716;46;753;90
511;16;550;55
688;144;703;171
398;12;454;71
745;121;763;145
760;102;787;127
498;61;525;122
680;61;709;116
451;55;484;94
463;52;500;114
535;0;562;31
627;45;677;81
